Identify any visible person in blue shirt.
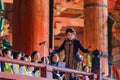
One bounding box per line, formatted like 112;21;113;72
13;52;22;74
50;54;63;80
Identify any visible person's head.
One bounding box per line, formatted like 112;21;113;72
41;57;50;64
28;67;34;72
50;54;59;63
24;54;31;62
83;65;90;72
13;52;22;60
2;48;12;58
92;49;100;57
31;51;40;62
89;66;92;73
21;56;28;62
66;28;76;40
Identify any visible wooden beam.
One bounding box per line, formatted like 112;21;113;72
54;17;84;27
3;0;13;3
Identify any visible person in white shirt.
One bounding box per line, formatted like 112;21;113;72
13;52;22;74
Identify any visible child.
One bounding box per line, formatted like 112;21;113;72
81;65;90;80
19;56;28;75
31;51;40;75
25;54;34;76
34;57;50;77
27;66;34;76
50;54;63;80
31;51;40;63
2;48;13;73
41;57;50;65
13;52;22;74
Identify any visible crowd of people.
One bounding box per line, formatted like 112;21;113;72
0;48;92;80
0;28;93;80
0;48;41;76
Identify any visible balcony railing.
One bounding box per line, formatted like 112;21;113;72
0;56;117;80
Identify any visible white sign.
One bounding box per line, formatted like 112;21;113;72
58;62;66;68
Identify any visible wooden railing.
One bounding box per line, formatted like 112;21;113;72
102;76;117;80
0;57;117;80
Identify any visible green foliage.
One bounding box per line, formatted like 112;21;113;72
2;39;12;50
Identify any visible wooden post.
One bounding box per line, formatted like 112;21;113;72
12;0;49;57
84;0;108;76
93;74;97;80
100;57;102;80
46;65;53;79
41;65;53;79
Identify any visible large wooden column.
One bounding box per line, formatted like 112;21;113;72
12;0;49;57
84;0;108;75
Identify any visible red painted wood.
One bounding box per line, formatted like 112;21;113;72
108;0;116;9
84;0;108;78
0;72;49;80
52;66;94;76
102;76;117;80
3;0;13;3
12;0;49;58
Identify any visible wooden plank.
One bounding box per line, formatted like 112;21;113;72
3;0;13;3
102;76;117;80
52;66;94;76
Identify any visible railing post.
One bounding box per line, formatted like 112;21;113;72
89;74;97;80
41;65;53;79
41;67;47;78
93;74;97;80
41;65;53;80
99;57;102;80
46;65;53;79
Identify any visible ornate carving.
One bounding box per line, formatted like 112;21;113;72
112;22;120;40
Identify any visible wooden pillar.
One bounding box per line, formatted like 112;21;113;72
12;0;49;58
49;0;54;49
84;0;108;76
